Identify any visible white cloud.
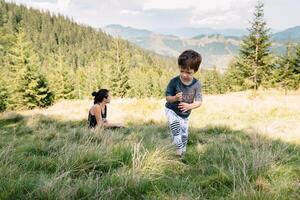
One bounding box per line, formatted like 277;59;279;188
190;11;241;26
57;0;71;9
143;0;191;10
142;0;253;11
140;0;255;28
120;9;140;15
187;0;254;27
5;0;300;30
25;0;71;12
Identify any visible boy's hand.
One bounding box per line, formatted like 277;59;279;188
178;102;192;112
175;92;183;101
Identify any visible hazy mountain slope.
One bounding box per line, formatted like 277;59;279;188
272;26;300;42
104;24;300;69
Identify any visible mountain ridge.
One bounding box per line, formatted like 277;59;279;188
103;24;300;68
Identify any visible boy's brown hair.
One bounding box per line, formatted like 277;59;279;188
178;49;202;72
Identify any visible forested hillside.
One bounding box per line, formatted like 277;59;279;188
0;0;176;111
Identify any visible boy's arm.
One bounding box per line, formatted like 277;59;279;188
178;81;202;112
166;79;182;102
178;100;201;112
166;92;182;102
190;100;202;109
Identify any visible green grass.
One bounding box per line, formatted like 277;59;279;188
0;114;299;200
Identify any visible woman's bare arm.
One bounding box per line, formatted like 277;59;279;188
94;106;124;128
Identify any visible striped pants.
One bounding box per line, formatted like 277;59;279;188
165;108;189;155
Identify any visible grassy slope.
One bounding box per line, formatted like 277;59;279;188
0;90;299;199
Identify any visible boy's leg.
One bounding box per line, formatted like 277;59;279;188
165;108;183;155
180;118;189;154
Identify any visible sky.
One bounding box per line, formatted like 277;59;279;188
6;0;300;31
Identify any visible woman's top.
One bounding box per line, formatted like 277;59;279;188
88;105;107;128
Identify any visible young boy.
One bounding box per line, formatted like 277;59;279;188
165;49;202;159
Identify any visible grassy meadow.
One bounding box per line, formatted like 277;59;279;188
0;90;299;199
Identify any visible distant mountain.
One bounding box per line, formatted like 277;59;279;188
103;25;241;68
192;34;241;40
103;24;299;69
104;24;153;39
152;27;248;38
272;26;300;42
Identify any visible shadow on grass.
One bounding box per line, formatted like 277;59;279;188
0;113;299;199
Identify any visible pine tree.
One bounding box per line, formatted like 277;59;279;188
270;44;300;93
109;38;130;97
201;68;226;94
230;1;272;90
272;45;296;94
0;16;15;111
47;49;75;100
128;67;147;98
0;82;9;112
20;68;54;108
6;25;30;108
0;27;15;65
291;46;300;89
223;59;246;91
9;24;54;109
0;28;11;111
74;67;87;99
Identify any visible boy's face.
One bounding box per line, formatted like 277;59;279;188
179;68;195;82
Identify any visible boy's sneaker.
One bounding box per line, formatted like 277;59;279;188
180;152;187;163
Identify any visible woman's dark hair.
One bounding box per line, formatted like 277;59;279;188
92;89;109;104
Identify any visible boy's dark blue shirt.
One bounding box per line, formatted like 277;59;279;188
165;76;202;118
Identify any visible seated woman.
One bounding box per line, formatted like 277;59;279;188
88;89;124;129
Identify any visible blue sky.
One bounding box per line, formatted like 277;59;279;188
6;0;300;31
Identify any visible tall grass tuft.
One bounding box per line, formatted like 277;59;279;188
131;141;185;181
